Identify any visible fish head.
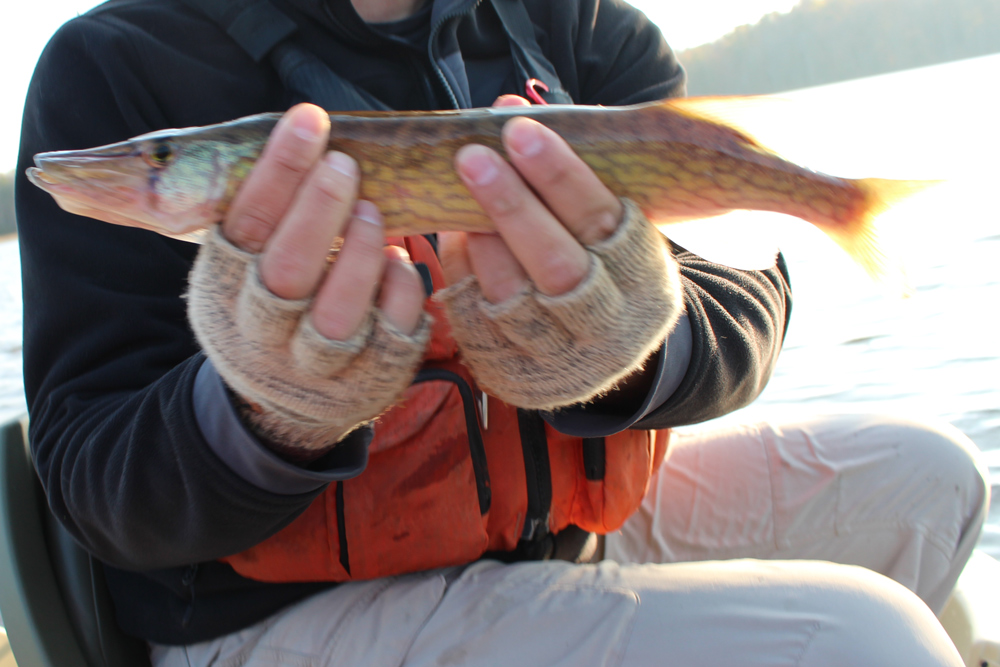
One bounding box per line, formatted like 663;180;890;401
27;117;275;240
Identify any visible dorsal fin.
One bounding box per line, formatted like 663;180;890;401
664;95;788;148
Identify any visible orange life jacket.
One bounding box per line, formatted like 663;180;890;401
220;235;671;583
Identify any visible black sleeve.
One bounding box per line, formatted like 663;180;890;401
16;14;327;571
536;0;794;428
637;247;792;429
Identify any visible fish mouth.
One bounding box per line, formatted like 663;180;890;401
30;146;146;193
26;167;59;187
28;146;216;242
28;146;158;229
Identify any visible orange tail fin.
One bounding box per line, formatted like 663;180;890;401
823;178;940;283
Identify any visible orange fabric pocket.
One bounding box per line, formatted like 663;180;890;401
222;374;494;583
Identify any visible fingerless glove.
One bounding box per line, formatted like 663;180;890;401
436;199;682;411
188;227;431;451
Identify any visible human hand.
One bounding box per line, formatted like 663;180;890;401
188;104;429;453
436;98;683;411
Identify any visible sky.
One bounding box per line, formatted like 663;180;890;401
0;0;799;174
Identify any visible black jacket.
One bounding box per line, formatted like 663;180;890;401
16;0;792;644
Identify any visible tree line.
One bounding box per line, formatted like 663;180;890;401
678;0;1000;95
0;172;14;237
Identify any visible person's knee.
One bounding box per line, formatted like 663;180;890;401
796;562;962;666
848;414;989;519
614;560;962;666
884;415;989;519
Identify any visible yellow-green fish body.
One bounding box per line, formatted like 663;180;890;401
27;98;930;278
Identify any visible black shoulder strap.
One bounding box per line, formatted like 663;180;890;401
489;0;573;104
177;0;296;62
270;42;393;110
177;0;389;110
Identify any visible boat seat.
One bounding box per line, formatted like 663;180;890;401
0;415;150;667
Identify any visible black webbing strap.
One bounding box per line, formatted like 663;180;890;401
488;0;573;104
178;0;389;110
516;409;553;545
270;42;392;111
581;437;606;481
177;0;296;62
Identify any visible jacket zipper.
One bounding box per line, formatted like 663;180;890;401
413;367;492;515
427;0;485;108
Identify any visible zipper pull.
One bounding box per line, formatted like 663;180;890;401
525;78;550;105
478;390;489;431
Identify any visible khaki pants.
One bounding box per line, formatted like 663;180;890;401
0;630;17;667
152;414;990;667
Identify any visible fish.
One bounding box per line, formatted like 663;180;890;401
27;98;933;279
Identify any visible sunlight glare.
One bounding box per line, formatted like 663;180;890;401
625;0;800;51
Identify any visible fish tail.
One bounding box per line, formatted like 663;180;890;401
824;178;939;283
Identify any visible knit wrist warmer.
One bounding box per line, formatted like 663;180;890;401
188;227;431;451
436;199;682;411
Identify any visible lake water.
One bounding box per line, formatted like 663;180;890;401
0;54;998;558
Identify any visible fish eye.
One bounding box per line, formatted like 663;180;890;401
144;141;174;169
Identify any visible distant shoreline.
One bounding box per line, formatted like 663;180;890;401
0;234;16;243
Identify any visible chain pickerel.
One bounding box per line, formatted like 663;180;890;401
28;98;932;278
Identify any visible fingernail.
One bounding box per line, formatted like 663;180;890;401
325;151;357;178
289;106;325;141
353;200;382;226
387;245;414;264
493;94;531;108
505;118;544;157
457;146;499;186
